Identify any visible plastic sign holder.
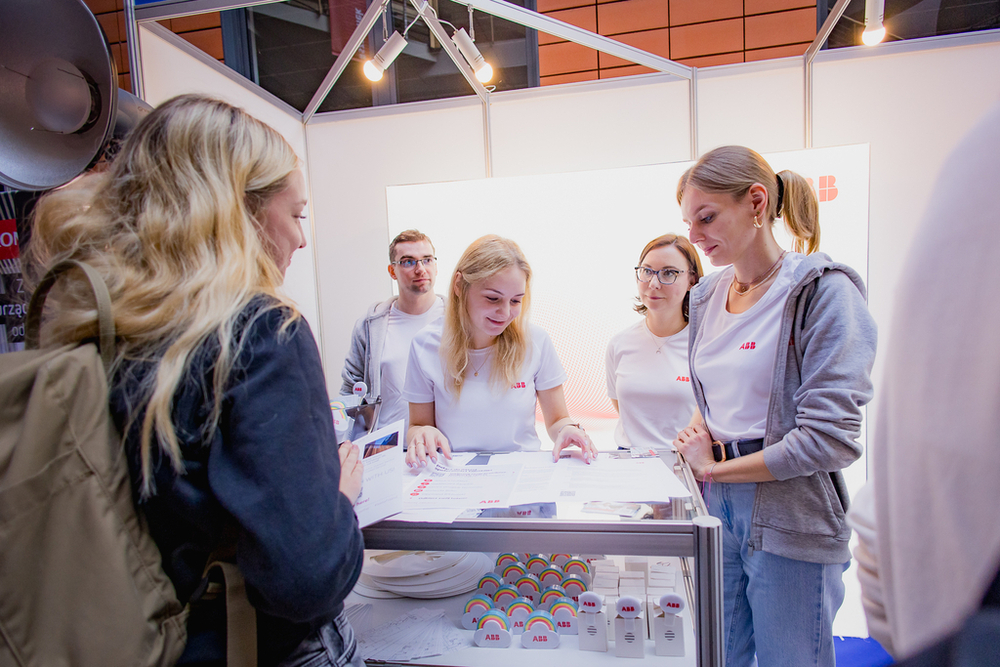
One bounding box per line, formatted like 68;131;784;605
577;591;608;652
652;593;686;657
614;595;645;658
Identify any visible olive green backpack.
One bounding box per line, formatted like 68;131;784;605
0;260;254;667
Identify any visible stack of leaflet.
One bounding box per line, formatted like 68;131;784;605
356;550;494;599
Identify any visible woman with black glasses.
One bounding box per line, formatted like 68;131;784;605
605;234;703;451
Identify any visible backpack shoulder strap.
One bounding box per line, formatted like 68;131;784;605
26;259;115;371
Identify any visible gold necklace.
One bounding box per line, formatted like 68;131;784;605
731;251;786;296
470;353;489;377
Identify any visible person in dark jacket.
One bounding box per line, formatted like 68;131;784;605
27;94;365;667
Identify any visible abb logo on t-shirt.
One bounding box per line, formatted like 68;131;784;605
739;342;756;350
511;382;526;389
675;376;690;382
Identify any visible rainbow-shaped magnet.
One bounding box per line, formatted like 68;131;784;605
563;558;590;576
549;598;578;618
502;562;527;584
538;566;564;586
478;609;510;631
540;585;567;609
561;574;589;600
477;573;502;594
524;610;557;632
516;574;541;593
506;598;535;618
492;584;520;609
465;594;495;614
550;554;572;567
495;553;521;568
525;555;549;573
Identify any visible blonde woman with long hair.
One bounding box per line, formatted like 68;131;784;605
27;94;364;667
402;235;596;467
672;146;877;667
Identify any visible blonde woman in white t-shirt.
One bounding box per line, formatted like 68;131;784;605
605;233;703;450
403;235;597;467
672;146;876;667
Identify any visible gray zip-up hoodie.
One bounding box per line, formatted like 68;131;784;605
340;295;446;400
688;253;877;564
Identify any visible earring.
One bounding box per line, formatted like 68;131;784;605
753;214;763;229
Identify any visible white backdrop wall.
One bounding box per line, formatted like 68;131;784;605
304;97;486;389
489;76;693;176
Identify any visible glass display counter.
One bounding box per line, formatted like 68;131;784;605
360;450;723;666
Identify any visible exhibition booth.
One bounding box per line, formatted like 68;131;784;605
6;1;1000;661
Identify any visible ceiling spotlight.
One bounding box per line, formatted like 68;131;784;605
452;27;493;83
862;0;886;45
363;30;407;82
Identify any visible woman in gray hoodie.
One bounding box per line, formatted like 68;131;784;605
673;146;877;667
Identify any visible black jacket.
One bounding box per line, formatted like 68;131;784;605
110;299;364;666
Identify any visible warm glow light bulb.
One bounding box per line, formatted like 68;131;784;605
862;25;886;45
476;62;493;83
363;60;384;81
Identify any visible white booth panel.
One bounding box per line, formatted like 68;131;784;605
696;58;805;154
137;24;322;346
490;75;693;177
305;100;487;390
813;37;1000;362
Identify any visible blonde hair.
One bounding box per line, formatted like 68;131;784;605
26;94;301;496
633;233;704;321
676;145;820;254
442;235;531;397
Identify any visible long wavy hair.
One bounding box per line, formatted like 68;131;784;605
441;235;532;398
26;94;301;496
676;145;821;254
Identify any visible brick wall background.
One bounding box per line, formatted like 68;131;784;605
538;0;817;85
83;0;817;91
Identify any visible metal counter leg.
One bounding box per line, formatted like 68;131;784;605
693;515;723;667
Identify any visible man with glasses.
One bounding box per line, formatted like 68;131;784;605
341;229;444;430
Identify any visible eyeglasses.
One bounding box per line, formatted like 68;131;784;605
635;267;687;285
392;257;437;269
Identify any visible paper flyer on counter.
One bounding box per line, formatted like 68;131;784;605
352;420;405;528
402;460;523;510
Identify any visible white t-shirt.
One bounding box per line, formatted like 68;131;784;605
605;320;696;449
403;323;567;452
693;253;804;441
378;299;444;429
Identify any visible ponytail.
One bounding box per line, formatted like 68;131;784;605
777;170;820;254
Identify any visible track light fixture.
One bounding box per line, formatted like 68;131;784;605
862;0;886;46
452;27;493;83
363;30;407;82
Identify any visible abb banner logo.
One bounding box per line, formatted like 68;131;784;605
805;175;839;203
0;219;18;261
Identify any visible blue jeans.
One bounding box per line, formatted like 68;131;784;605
708;481;846;667
277;610;364;667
